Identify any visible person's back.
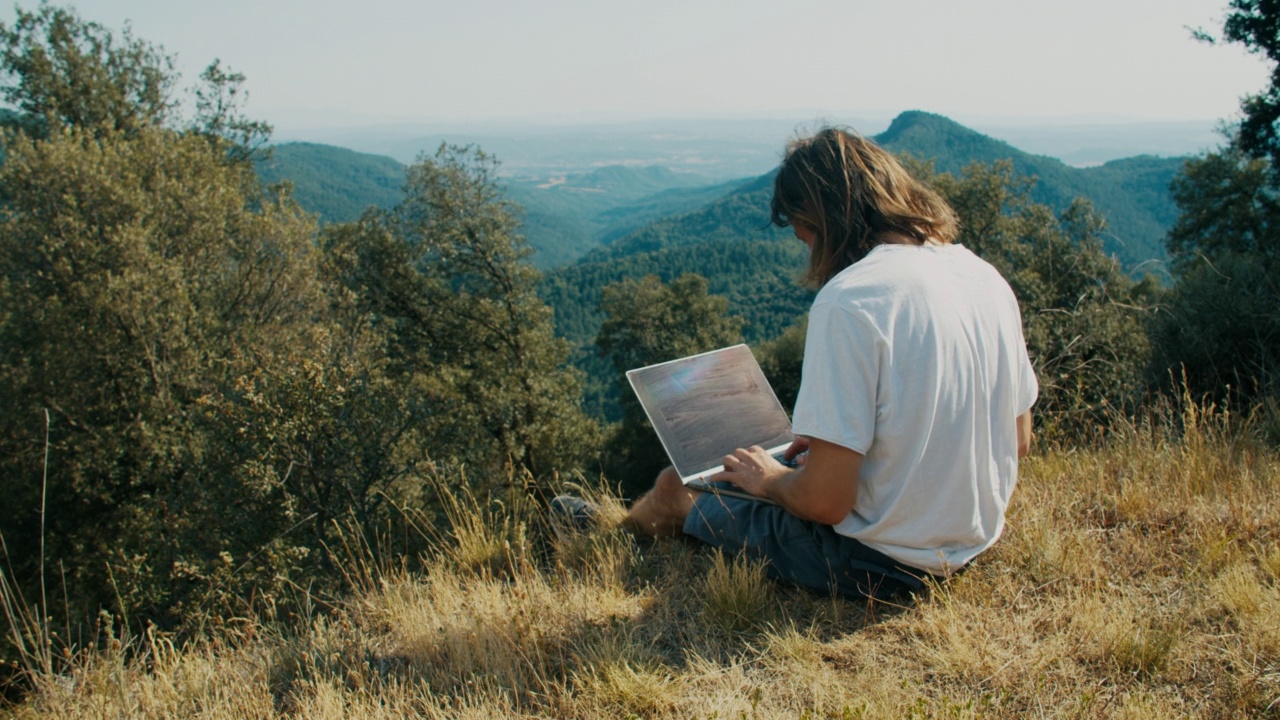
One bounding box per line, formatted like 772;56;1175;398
792;242;1037;574
610;127;1037;602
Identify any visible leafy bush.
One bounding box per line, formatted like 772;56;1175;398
0;122;333;627
0;5;599;639
928;160;1158;439
1152;142;1280;413
595;274;743;495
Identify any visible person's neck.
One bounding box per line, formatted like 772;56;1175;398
875;230;922;246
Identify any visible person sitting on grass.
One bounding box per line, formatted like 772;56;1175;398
618;128;1038;601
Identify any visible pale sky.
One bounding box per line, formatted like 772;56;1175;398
5;0;1271;132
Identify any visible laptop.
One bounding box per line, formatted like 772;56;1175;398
626;344;796;503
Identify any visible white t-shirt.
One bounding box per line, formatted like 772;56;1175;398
791;243;1037;575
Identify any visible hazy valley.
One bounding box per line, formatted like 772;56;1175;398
261;110;1191;274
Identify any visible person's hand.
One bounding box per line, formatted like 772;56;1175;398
783;436;811;466
708;445;791;498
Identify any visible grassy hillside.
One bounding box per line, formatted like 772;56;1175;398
6;401;1277;718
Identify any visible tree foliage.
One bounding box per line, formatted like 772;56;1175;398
0;6;354;631
926;160;1158;437
324;144;600;481
0;3;175;137
0;120;336;626
0;5;598;640
1154;2;1280;410
1154;142;1280;403
1166;143;1279;268
595;274;743;495
1208;0;1280;173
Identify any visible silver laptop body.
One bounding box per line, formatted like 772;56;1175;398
625;344;794;496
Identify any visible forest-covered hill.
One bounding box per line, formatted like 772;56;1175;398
877;111;1182;270
256;142;403;225
540;172;802;348
568;112;1183;271
503;166;737;267
256;145;737;268
261;112;1185;275
539;112;1185;355
256;113;1188;418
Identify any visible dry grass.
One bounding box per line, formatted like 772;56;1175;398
700;550;776;633
4;398;1280;718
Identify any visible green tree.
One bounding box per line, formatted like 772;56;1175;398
1154;142;1280;403
0;122;331;625
1153;3;1280;410
0;3;175;138
0;4;411;633
891;159;1157;437
1197;1;1280;174
595;274;743;494
0;4;268;160
191;59;271;164
325;144;600;484
0;4;602;642
1165;143;1279;268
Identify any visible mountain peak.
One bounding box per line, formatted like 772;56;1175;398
871;111;1028;176
875;110;982;145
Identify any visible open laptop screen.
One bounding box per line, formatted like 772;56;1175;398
626;344;794;482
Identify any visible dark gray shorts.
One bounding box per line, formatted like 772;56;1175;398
683;490;938;601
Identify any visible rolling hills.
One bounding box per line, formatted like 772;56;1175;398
540;112;1185;360
503;165;737;267
876;111;1182;269
256;142;404;225
256;144;736;269
257;111;1188;360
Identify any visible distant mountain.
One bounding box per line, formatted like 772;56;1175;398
969;120;1220;167
279;116;1216;175
256;144;735;268
541;111;1187;362
504;166;732;267
288;118;825;179
261;116;1184;278
877;111;1183;268
557;112;1183;268
257;143;403;225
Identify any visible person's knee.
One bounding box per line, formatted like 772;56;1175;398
654;466;682;493
651;466;693;506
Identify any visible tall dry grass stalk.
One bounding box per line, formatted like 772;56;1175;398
700;550;775;633
4;396;1279;718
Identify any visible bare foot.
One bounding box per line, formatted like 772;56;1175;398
624;467;700;537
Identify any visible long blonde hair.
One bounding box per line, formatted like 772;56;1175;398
770;128;958;286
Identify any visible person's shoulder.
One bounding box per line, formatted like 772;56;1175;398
813;249;915;317
846;244;956;289
936;244;1015;283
